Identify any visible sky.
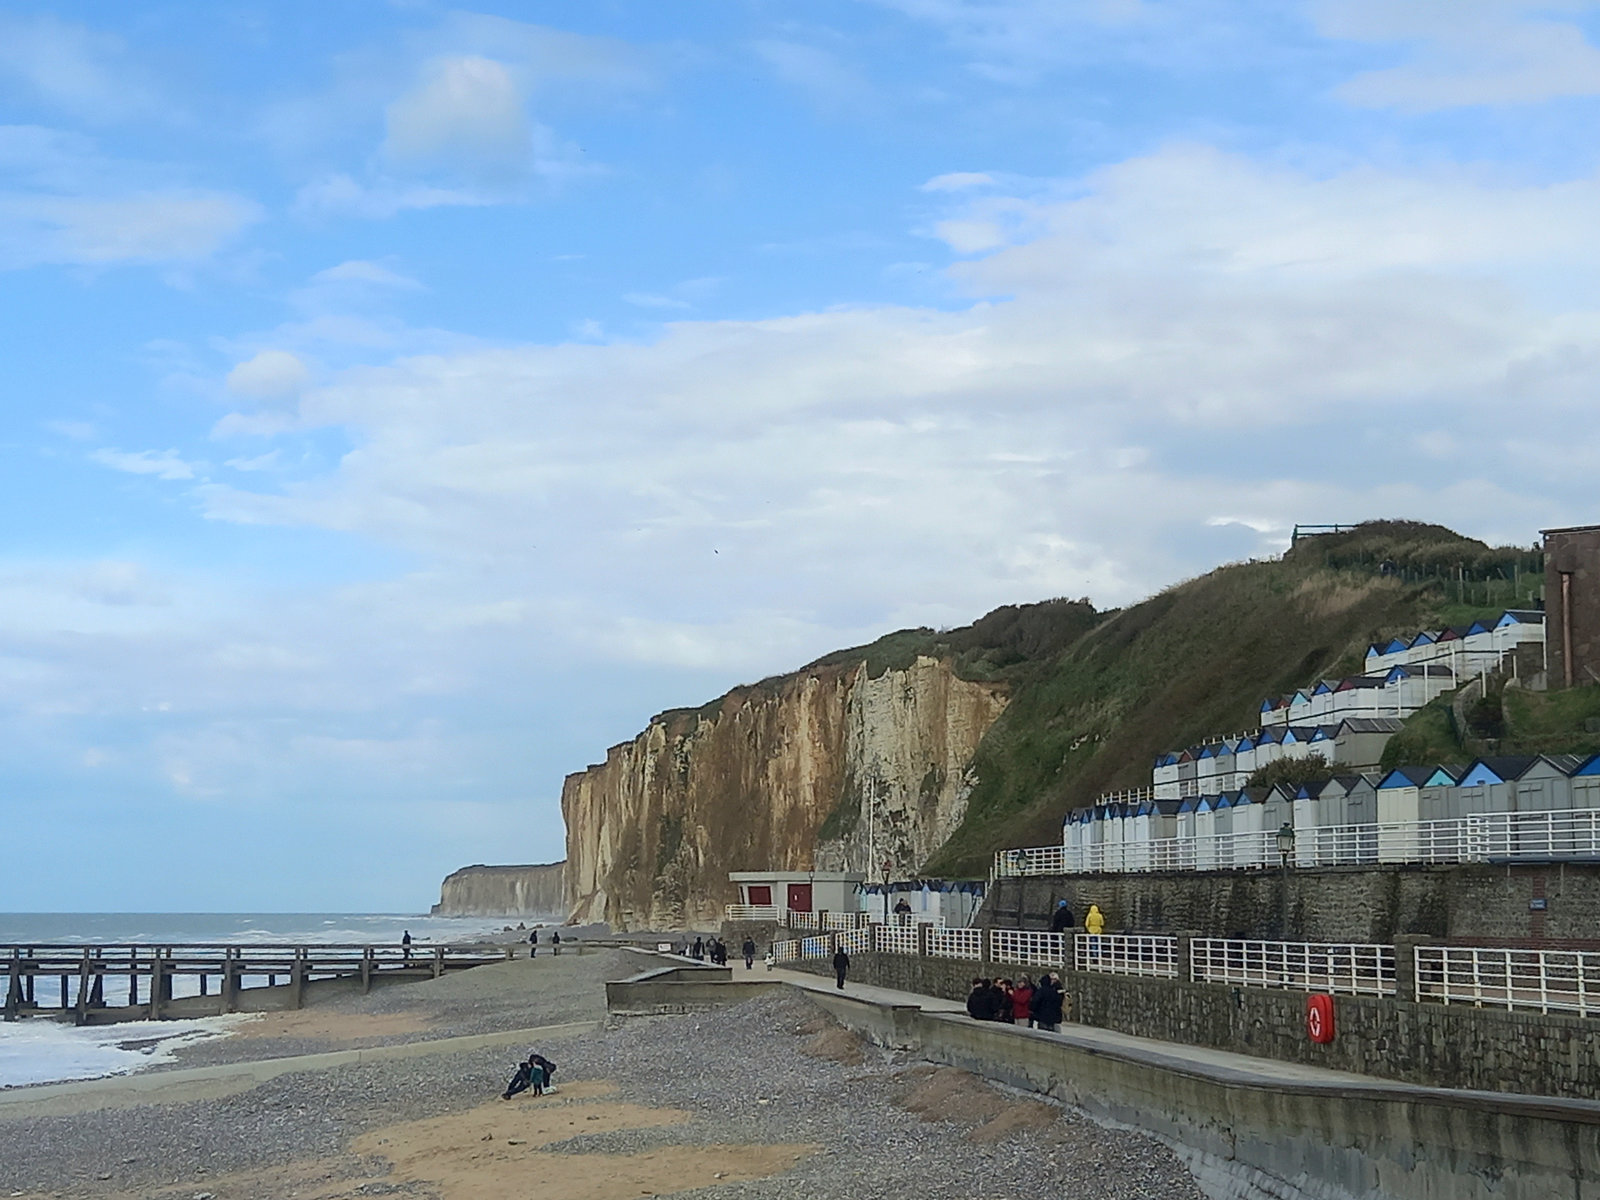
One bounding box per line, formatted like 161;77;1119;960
6;0;1600;912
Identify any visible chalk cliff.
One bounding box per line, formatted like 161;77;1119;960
432;861;568;917
561;655;1008;930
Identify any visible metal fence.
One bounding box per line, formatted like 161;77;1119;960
823;911;870;931
788;911;822;931
836;927;873;955
992;845;1066;877
771;939;800;963
1415;946;1600;1016
1191;939;1396;997
927;927;982;960
989;929;1066;968
801;935;835;959
874;925;921;956
723;904;780;922
1073;934;1178;978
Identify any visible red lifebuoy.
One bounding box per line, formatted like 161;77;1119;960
1306;993;1335;1043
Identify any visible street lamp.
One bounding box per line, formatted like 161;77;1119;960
881;857;893;924
1276;822;1295;938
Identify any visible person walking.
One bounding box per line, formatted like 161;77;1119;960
401;930;412;961
551;931;562;956
1085;904;1105;935
832;944;850;989
742;937;757;969
528;929;538;958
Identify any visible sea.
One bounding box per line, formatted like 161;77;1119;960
0;912;513;1089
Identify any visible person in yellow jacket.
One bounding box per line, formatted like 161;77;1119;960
1084;904;1105;935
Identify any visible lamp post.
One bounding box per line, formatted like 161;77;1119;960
881;857;893;924
1276;822;1296;938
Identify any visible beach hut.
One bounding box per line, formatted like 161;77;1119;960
1453;756;1537;819
1176;748;1199;798
1328;717;1405;771
1194;796;1219;870
1514;755;1581;813
1147;799;1183;869
1260;696;1287;728
1152;752;1181;799
1377;765;1457;861
1292;780;1329;865
1571;754;1600;811
1402;630;1439;668
1175;795;1200;867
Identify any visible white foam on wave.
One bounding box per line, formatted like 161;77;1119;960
0;1014;250;1089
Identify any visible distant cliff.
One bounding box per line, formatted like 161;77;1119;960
432;862;568;917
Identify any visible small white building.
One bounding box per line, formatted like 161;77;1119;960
728;870;863;917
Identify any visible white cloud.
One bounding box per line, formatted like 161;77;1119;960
754;40;874;113
384;56;532;183
90;448;200;482
1318;0;1600;110
0;13;163;123
0;127;260;270
225;350;311;401
921;171;997;191
310;260;424;290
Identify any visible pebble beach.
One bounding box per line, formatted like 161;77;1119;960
0;948;1205;1199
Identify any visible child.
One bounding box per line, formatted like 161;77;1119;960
502;1058;535;1100
529;1052;557;1095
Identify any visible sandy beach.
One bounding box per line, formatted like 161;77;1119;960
0;949;1202;1199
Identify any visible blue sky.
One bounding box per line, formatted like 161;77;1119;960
7;0;1600;912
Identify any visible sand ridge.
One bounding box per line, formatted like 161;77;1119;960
229;1009;434;1042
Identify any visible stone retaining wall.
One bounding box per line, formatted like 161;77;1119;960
794;952;1600;1099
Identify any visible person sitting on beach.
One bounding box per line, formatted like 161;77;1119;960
502;1059;535;1100
529;1052;557;1094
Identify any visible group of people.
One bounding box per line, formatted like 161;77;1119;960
527;929;563;957
689;935;732;964
965;972;1063;1032
1049;900;1105;935
501;1051;558;1099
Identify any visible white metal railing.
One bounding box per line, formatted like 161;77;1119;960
823;911;868;931
788;910;822;931
1093;787;1154;806
772;939;800;963
1416;946;1600;1016
927;927;982;960
724;904;780;921
800;935;831;959
1074;934;1178;978
995;809;1600;878
1191;939;1396;997
993;845;1066;877
990;929;1066;968
836;927;872;955
874;925;920;956
1471;810;1600;861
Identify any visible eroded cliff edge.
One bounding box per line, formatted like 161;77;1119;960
561;655;1008;930
432;861;567;917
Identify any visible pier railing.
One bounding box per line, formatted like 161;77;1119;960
3;942;514;1022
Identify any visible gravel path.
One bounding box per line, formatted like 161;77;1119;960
0;971;1205;1200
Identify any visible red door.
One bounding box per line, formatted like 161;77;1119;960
787;883;812;913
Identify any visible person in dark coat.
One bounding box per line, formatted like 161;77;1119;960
966;977;987;1020
691;937;705;961
529;1052;557;1093
528;929;538;958
832;945;850;989
742;937;757;969
1049;900;1075;933
551;931;562;956
502;1059;534;1099
401;930;412;960
1030;973;1064;1032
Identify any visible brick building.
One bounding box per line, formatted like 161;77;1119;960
1543;524;1600;688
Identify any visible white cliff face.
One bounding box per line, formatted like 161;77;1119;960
815;656;1006;878
432;862;568;917
561;656;1007;931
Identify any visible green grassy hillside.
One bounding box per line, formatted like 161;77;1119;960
925;521;1544;875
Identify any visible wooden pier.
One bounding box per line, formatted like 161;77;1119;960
2;943;516;1025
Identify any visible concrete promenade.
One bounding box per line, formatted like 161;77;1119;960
640;957;1600;1199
